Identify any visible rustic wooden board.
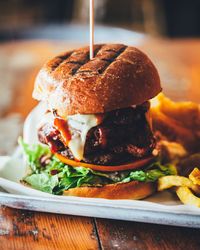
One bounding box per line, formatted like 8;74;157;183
95;218;200;250
0;206;99;250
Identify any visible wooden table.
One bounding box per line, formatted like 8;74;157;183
1;38;200;249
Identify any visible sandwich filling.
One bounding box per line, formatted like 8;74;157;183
38;102;156;166
20;139;177;195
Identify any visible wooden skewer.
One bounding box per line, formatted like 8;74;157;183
90;0;94;59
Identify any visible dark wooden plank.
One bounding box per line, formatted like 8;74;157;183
0;206;99;250
95;218;200;250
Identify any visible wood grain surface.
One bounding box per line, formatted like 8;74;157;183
95;218;200;250
1;39;200;249
0;206;99;250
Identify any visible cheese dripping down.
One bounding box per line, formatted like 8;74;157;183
54;114;104;161
54;109;151;161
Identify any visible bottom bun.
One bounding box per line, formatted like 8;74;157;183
63;181;156;200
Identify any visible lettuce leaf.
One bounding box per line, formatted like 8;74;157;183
24;174;59;193
121;164;177;183
19;137;51;173
19;139;177;195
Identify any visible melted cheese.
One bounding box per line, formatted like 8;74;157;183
67;110;151;161
67;114;101;161
38;112;101;161
40;109;151;162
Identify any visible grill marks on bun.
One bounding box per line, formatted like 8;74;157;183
46;44;128;79
33;44;161;117
77;45;127;75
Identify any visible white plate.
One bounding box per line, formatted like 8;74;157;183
1;104;200;228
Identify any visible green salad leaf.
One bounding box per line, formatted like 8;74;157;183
19;139;177;195
121;162;177;183
19;137;51;173
25;174;59;193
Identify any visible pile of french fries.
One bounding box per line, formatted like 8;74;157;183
158;168;200;208
150;93;200;153
150;94;200;207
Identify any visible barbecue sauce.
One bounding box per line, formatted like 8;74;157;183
54;118;71;146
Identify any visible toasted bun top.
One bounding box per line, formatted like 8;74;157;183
33;44;161;116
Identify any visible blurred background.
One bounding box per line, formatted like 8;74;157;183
1;0;200;155
0;0;200;40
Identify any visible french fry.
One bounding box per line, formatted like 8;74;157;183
189;168;200;185
152;93;200;130
158;167;200;208
158;176;200;195
151;109;195;144
158;140;187;164
176;186;200;208
151;93;200;153
177;154;200;177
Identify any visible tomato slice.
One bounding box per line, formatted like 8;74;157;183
55;153;155;172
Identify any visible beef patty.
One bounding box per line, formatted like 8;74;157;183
38;102;156;165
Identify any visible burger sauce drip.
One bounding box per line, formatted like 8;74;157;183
54;118;71;146
46;134;61;153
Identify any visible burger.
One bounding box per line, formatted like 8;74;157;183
20;44;176;199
